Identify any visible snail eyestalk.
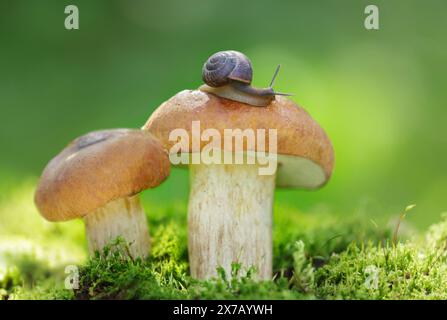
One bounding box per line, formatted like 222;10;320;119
268;64;293;97
271;91;293;97
269;64;281;87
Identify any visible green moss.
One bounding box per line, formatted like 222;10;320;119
72;241;311;300
0;265;21;300
314;241;447;299
64;214;447;300
314;214;447;300
0;253;73;300
70;226;310;300
34;215;388;299
74;225;190;300
5;184;447;300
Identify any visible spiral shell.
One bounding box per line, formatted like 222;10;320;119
202;50;253;87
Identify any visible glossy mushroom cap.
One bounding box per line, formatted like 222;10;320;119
35;129;170;222
143;90;334;189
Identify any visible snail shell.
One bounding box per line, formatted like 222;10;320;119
202;50;253;87
200;50;278;107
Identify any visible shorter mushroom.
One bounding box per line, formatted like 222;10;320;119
34;129;170;258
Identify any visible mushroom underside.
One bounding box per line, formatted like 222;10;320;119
84;195;151;259
174;151;327;188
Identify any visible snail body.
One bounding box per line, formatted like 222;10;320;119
200;50;281;107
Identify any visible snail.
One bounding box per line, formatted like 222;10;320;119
199;50;291;107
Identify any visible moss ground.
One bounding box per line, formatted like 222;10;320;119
1;181;447;300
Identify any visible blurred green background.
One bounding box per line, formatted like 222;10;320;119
1;0;446;232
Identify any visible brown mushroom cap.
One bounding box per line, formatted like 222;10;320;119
143;90;334;189
35;129;170;222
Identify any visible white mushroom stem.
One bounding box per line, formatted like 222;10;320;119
84;195;150;259
188;163;277;280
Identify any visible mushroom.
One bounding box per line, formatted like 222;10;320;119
34;129;170;258
143;91;334;279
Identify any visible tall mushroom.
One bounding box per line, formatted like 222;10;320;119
143;91;334;279
34;129;170;258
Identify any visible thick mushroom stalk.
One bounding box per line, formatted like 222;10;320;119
188;163;276;280
84;196;150;258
